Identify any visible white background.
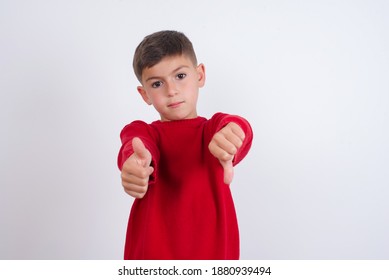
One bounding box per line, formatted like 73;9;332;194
1;0;388;259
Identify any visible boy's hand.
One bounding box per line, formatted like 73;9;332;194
121;137;153;199
209;122;245;184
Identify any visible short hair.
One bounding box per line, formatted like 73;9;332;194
133;30;198;82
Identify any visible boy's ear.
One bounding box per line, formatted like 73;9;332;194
197;63;206;88
137;86;152;105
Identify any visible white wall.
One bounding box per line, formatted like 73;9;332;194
1;0;388;259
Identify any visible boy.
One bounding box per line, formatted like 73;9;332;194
118;30;253;260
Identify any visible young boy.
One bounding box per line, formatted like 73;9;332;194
117;30;253;260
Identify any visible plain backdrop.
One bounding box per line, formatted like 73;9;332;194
1;0;388;259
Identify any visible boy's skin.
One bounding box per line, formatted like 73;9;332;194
121;54;245;198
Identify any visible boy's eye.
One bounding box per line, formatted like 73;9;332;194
176;73;186;80
152;81;162;88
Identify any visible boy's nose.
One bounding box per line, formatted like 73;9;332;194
166;81;178;97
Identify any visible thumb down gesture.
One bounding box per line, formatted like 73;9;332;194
208;122;245;184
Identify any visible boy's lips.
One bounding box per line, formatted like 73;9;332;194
168;101;185;108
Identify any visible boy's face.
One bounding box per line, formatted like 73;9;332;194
137;55;205;122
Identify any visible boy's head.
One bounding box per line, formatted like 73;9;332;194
133;30;198;83
133;30;206;122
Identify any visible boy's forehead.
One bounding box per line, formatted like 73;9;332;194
142;55;195;80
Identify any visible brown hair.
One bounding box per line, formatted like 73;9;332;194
133;30;198;82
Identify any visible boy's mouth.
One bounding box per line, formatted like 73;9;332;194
168;101;185;108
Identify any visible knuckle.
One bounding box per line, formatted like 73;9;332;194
122;183;133;192
208;142;216;154
133;192;143;199
121;172;129;181
222;152;233;161
123;162;134;173
139;169;149;179
135;192;144;199
124;189;133;196
140;178;149;186
213;132;224;142
122;180;129;188
125;189;145;199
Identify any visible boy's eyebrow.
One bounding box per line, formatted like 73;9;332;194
145;65;190;82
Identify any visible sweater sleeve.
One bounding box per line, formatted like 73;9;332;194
208;112;253;166
117;120;159;184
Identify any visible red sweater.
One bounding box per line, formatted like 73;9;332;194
118;113;253;260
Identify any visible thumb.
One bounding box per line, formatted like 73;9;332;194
132;137;151;166
220;159;234;185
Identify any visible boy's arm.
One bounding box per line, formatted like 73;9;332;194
208;113;253;184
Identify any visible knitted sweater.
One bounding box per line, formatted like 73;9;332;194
118;113;253;259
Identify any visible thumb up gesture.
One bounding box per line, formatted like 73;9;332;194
208;122;245;184
121;137;154;198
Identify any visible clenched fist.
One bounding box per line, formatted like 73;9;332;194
208;122;245;184
121;137;154;198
